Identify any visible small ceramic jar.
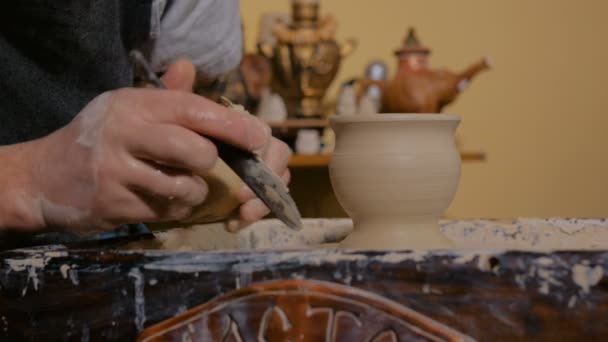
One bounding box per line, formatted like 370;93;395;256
329;114;461;249
295;129;321;155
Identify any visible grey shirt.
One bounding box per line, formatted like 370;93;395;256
147;0;242;77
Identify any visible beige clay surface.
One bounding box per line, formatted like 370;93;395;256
125;218;608;251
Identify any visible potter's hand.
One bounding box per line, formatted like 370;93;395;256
148;59;292;232
4;61;270;232
225;136;292;232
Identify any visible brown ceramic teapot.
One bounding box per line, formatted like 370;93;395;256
360;28;491;113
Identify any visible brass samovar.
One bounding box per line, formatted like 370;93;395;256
259;0;355;117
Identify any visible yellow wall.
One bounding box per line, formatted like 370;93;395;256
241;0;608;218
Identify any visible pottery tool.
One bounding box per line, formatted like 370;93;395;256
129;50;302;230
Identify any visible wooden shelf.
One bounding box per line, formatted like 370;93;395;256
289;154;332;167
461;152;487;162
267;119;329;129
289;152;486;167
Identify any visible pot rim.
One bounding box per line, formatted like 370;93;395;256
330;113;461;124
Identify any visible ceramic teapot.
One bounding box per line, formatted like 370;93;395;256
360;28;491;113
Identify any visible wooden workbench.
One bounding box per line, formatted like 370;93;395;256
1;244;608;341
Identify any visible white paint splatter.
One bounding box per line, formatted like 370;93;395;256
375;251;428;263
572;264;603;294
452;253;477;265
60;265;71;279
4;250;68;295
5;257;45;272
27;266;39;291
128;268;146;332
342;274;352;285
538;282;550;295
69;269;80;286
535;257;554;267
476;255;493;272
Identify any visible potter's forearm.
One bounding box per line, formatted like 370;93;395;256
0;142;44;231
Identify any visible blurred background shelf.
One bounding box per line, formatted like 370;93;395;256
268;119;330;135
268;119;329;128
289;154;331;167
288;151;486;167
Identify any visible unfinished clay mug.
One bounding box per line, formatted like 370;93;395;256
329;114;461;249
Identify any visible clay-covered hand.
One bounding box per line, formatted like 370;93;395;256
162;60;293;232
8;61;270;232
225;137;293;232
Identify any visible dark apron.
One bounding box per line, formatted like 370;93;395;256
0;0;155;249
0;0;152;144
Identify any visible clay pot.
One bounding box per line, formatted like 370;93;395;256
329;114;461;249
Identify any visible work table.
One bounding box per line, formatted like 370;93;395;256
1;218;608;341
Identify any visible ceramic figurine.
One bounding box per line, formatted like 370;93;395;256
320;127;335;154
336;81;358;116
259;0;356;117
295;129;321;155
256;88;288;122
357;94;378;115
360;28;491;113
363;60;389;113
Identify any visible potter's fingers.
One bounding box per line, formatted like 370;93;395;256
224;219;245;233
117;89;271;151
125;123;218;174
251;116;273;156
161;59;196;92
237;185;256;204
240;198;271;223
125;190;199;223
123;158;209;207
223;199;270;233
260;138;292;174
282;169;291;185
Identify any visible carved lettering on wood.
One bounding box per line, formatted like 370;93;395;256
369;329;399;342
138;279;474;342
259;306;292;341
222;316;244;342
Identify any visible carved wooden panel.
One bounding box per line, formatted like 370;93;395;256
138;279;472;342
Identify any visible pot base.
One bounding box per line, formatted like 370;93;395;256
339;218;453;249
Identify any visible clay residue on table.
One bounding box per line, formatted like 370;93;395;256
440;218;608;250
126;219;352;251
126;218;608;251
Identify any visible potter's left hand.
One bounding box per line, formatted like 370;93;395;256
225;136;292;232
163;59;292;232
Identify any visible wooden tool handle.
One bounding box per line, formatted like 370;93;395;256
146;158;243;231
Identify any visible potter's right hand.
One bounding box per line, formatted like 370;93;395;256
4;87;270;232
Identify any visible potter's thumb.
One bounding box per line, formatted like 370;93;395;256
161;59;196;92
